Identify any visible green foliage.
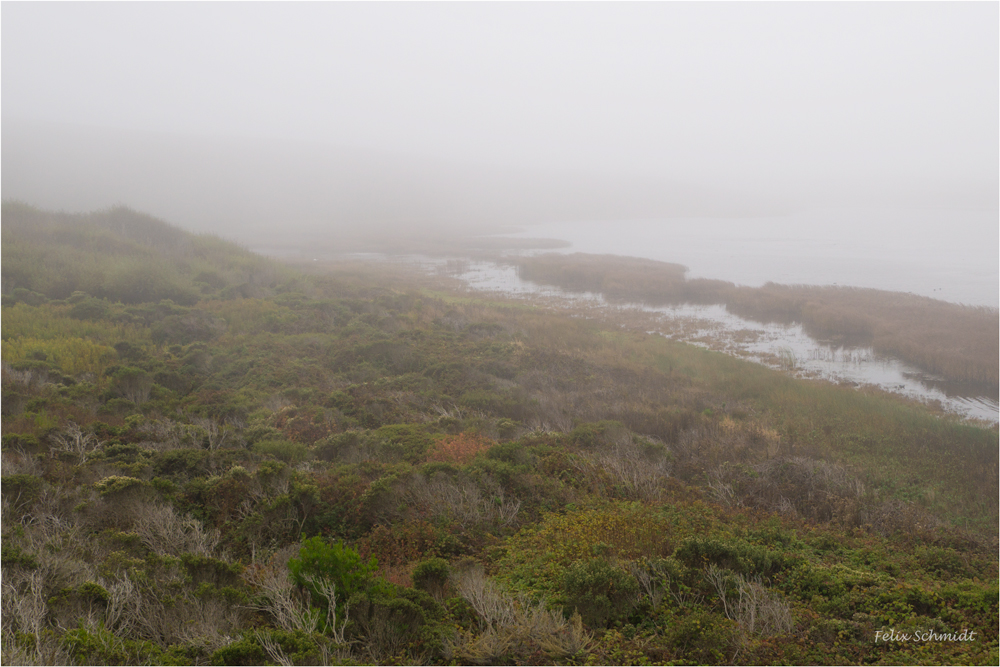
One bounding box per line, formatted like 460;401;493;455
1;433;41;451
412;557;451;599
210;629;339;666
663;608;735;664
69;296;111;320
180;553;244;587
674;536;794;578
561;558;639;628
374;423;437;463
76;581;111;605
112;366;154;404
208;633;266;666
254;438;310;464
500;504;675;593
153;449;211;478
63;623;163;665
569;420;629;449
151;308;225;345
94;475;146;497
1;542;39;570
1;474;43;505
288;536;378;614
11;287;48;306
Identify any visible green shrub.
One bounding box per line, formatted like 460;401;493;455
209;629;333;666
153;449;210;477
112;366;154;404
12;287;47;306
486;440;534;466
664;608;734;663
98;398;136;416
412;557;451;600
1;433;41;451
253;438;310;464
1;542;39;570
561;559;639;628
288;536;378;616
569;420;629;449
69;297;110;320
348;586;445;661
674;536;792;578
315;431;371;462
374;424;436;463
209;633;266;666
1;474;43;505
180;553;244;587
94;475;146;496
76;581;111;605
63;623;162;665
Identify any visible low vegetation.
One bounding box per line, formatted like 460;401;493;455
2;204;997;665
518;253;999;386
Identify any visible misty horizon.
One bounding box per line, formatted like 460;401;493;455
3;3;997;229
2;2;997;308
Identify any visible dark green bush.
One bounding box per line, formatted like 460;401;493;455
348;586;445;660
63;623;162;665
151;309;225;345
374;424;437;463
569;420;629;449
1;542;39;570
412;557;450;600
12;287;47;306
209;633;266;666
253;438;310;464
69;296;110;320
180;553;244;587
674;536;793;578
561;558;639;628
153;449;210;478
486;440;534;466
1;474;43;509
664;608;734;663
1;433;41;451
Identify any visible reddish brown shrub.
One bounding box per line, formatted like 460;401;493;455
426;432;493;465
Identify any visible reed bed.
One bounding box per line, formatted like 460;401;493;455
518;253;999;385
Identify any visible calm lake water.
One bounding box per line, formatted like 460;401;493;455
498;208;999;307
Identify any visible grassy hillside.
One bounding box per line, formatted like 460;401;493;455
2;205;997;665
1;201;291;305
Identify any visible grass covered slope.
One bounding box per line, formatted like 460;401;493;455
518;253;1000;386
2;205;997;665
1;201;290;305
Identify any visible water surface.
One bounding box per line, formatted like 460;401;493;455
498;208;999;307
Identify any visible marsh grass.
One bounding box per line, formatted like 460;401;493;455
518;253;999;385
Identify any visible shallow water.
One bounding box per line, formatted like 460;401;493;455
496;208;1000;307
451;260;1000;424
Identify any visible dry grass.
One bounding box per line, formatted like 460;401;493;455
449;563;593;664
705;564;793;658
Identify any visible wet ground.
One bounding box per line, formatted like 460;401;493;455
450;259;999;424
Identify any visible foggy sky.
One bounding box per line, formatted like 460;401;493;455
2;2;998;233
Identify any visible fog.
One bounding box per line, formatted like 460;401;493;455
3;2;998;244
